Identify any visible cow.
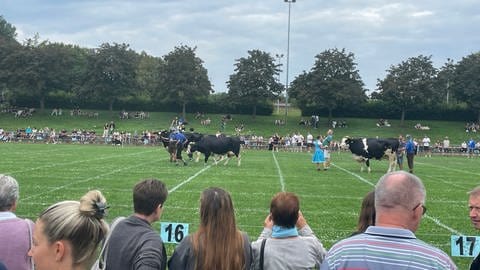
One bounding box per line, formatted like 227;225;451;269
340;137;399;173
158;130;204;162
187;135;242;166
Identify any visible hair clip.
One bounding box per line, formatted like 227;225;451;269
94;201;109;219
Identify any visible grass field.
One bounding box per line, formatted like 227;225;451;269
2;142;479;268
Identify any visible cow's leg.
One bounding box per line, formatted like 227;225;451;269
204;152;211;166
366;159;371;173
237;153;241;166
389;153;397;172
195;152;200;162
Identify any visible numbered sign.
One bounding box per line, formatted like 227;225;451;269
451;235;480;257
160;222;189;244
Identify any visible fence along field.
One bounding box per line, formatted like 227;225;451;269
2;142;479;269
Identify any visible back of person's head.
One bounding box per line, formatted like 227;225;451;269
270;192;300;228
469;186;480;198
37;190;108;265
356;190;375;233
375;171;426;214
0;174;19;211
133;179;168;215
193;187;245;270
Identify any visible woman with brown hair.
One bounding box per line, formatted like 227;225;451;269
168;187;252;270
351;190;376;235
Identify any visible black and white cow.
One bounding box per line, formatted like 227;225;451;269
340;137;399;173
158;130;204;162
187;135;242;166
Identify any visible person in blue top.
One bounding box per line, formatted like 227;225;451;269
170;131;188;166
468;138;476;158
312;136;325;171
405;135;416;174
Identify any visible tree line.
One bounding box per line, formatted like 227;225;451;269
1;16;479;122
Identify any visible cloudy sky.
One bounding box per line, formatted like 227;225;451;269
2;0;479;94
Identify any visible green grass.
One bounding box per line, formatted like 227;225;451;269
2;142;479;269
1;110;479;268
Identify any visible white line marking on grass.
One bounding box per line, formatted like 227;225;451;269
332;163;465;235
20;158;160;201
8;149;158;175
169;165;212;193
332;163;375;187
272;152;285;191
417;161;480;177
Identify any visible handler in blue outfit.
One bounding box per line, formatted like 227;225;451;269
312;136;325;171
405;135;416;174
170;131;188;166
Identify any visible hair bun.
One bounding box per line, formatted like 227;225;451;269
93;201;109;219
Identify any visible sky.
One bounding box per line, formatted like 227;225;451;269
2;0;480;94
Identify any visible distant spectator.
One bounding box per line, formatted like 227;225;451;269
169;187;251;270
468;138;476;158
0;174;34;270
251;192;326;269
443;136;450;154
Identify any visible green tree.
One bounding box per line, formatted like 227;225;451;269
158;45;211;119
451;52;480;122
227;50;283;118
289;48;365;122
136;52;164;104
84;43;138;111
0;15;17;43
6;36;75;111
0;16;20;105
376;55;437;125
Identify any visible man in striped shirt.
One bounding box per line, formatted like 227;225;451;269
320;171;457;270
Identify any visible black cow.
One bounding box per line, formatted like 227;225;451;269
340;137;399;173
187;135;242;166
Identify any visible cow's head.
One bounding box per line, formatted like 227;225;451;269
340;137;352;150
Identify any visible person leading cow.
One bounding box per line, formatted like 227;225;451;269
169;131;188;166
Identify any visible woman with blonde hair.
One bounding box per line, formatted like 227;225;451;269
28;190;109;270
168;187;252;270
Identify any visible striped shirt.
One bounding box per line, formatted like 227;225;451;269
320;226;457;270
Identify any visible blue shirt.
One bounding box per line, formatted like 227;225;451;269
468;139;476;149
173;132;187;143
405;139;415;154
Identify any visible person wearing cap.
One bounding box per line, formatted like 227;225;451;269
405;135;416;174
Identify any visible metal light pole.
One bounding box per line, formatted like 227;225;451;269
275;53;284;114
284;0;295;125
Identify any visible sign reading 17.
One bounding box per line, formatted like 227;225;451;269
451;235;480;257
160;222;189;244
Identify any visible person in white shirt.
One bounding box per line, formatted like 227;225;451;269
422;135;431;157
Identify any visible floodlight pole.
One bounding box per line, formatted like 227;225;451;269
284;0;295;125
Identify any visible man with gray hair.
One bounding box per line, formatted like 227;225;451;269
468;186;480;269
0;174;34;270
320;171;456;269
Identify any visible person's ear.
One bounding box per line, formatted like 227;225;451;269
54;241;66;262
11;200;17;211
